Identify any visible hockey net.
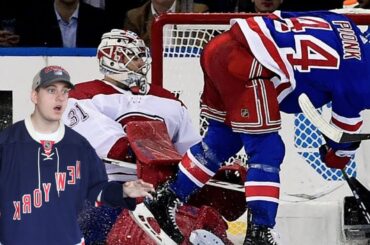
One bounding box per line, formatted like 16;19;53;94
150;11;370;244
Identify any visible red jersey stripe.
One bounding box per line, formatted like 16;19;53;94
180;153;212;184
331;117;362;132
246;18;291;83
245;185;280;199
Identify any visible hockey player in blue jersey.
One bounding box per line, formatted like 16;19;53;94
0;66;155;245
143;11;370;244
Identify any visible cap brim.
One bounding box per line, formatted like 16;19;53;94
39;78;74;89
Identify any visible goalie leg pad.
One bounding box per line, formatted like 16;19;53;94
106;209;157;245
107;205;233;245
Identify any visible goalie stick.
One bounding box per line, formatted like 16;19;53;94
102;157;137;171
102;158;138;181
298;93;370;143
341;169;370;224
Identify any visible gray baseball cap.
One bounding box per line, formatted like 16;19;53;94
32;65;74;90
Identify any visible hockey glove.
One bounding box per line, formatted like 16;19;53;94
319;145;349;169
319;142;360;169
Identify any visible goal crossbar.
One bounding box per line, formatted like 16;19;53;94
151;12;370;87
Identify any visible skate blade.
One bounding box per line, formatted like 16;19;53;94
129;203;177;245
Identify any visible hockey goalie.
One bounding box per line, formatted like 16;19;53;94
105;121;245;245
64;29;246;244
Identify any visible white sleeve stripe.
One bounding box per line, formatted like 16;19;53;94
335;149;356;157
96;191;102;202
187;150;216;176
75;237;85;245
179;164;204;188
230;17;296;100
246;196;279;203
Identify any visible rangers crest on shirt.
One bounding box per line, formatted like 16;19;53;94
40;140;54;157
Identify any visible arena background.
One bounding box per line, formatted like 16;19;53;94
0;47;369;244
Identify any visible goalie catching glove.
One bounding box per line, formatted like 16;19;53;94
319;139;360;169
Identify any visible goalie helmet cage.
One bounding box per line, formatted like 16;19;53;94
150;12;370;245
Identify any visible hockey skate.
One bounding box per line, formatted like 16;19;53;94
144;183;184;244
243;209;279;245
243;223;279;245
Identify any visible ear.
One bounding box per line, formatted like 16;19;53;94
31;90;38;104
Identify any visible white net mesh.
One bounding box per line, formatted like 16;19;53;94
294;105;357;181
163;25;228;57
163;23;249;167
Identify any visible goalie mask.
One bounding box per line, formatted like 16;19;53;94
97;29;151;94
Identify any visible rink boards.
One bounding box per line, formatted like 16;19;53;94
0;54;370;244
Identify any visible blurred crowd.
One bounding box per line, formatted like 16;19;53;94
0;113;11;131
0;93;12;131
0;0;368;49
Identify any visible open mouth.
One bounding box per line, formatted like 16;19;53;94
54;105;62;112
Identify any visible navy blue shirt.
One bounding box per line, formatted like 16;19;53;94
0;118;134;244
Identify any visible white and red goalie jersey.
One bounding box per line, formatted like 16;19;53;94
62;79;201;173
